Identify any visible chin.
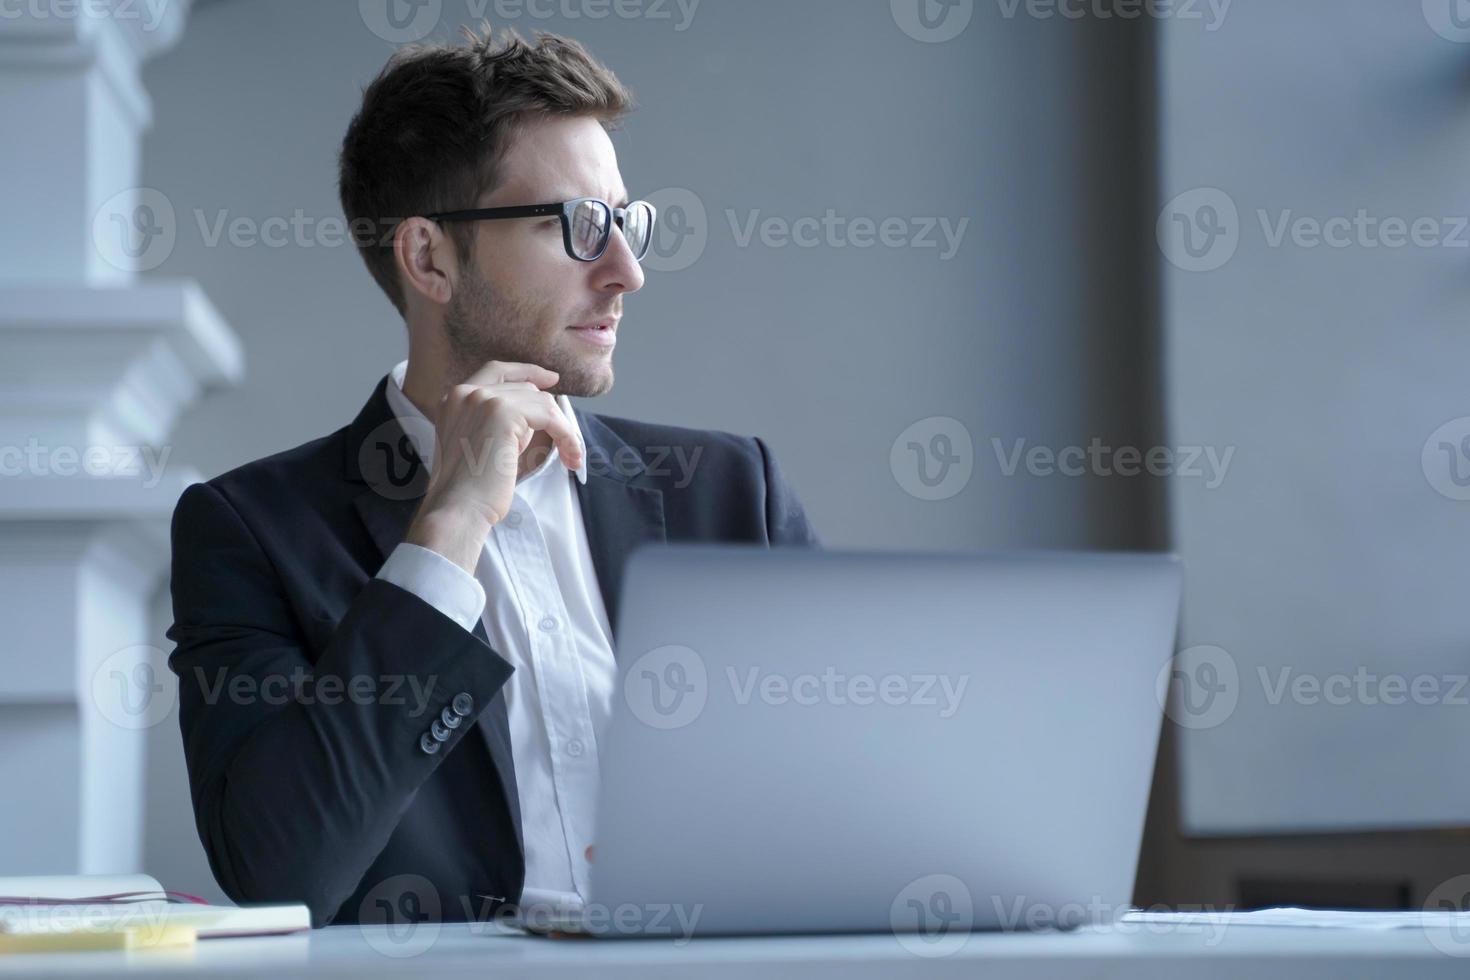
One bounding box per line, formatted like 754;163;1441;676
551;362;614;399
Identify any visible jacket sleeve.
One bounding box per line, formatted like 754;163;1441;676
754;436;821;548
165;481;513;927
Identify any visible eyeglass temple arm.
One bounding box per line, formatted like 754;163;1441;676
424;203;564;222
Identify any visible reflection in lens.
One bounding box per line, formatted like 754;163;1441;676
625;201;654;259
571;200;610;258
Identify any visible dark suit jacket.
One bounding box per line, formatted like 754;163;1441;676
166;374;818;927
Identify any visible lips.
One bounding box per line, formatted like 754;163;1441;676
568;322;617;347
568;318;617;332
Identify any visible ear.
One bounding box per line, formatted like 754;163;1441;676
394;216;457;307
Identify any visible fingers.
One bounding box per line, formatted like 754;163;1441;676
515;391;584;471
461;359;560;390
458;387;583;472
436;362;583;474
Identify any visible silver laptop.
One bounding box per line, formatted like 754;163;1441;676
514;545;1182;941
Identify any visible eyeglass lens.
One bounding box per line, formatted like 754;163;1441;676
569;200;653;260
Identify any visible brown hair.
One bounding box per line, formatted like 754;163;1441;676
338;23;635;315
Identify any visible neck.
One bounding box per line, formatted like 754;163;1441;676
400;353;446;425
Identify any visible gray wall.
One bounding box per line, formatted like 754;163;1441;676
141;0;1161;900
1161;0;1470;834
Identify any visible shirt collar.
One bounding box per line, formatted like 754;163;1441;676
384;358;587;486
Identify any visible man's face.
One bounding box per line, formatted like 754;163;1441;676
442;114;645;398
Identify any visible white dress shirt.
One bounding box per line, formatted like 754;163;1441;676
374;359;617;913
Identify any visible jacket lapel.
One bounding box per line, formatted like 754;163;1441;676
572;410;667;646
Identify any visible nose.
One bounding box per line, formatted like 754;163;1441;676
592;219;646;295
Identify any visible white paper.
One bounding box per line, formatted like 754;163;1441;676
1122;907;1470;930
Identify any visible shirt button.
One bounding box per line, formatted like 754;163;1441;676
566;738;585;757
419;732;442;755
538;616;559;632
451;692;474;716
503;511;523;529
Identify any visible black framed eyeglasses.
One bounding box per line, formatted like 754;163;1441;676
425;197;657;263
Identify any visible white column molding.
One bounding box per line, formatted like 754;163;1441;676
0;0;194;283
0;0;242;876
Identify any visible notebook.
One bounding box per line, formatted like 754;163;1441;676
0;874;310;939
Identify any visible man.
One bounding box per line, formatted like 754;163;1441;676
166;24;817;929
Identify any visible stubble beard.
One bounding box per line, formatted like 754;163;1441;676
444;268;614;399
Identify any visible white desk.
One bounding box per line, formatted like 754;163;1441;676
3;921;1470;978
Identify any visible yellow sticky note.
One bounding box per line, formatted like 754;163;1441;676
0;924;197;954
